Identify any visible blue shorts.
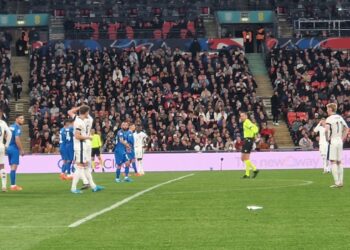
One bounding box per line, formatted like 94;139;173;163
114;152;129;166
7;147;20;165
60;146;68;161
65;144;74;161
127;150;135;161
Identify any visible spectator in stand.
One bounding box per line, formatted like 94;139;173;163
12;72;23;101
299;133;313;150
271;91;280;125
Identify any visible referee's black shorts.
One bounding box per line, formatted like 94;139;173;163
242;138;254;154
91;148;101;157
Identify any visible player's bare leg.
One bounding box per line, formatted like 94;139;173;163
337;160;343;187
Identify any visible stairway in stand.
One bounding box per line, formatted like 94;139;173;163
9;56;31;153
246;53;294;148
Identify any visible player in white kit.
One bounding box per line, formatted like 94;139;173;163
71;105;104;194
134;125;148;175
313;118;330;173
325;103;349;188
0;109;12;192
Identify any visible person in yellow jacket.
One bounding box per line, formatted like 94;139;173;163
240;112;260;179
91;129;104;172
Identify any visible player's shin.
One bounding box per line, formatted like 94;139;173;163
10;169;16;186
71;168;82;191
116;167;121;179
331;163;339;185
138;159;144;174
337;164;344;186
0;168;7;189
84;168;96;189
125;165;130;177
132;161;138;173
244;160;250;176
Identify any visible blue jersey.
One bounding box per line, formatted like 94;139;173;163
64;127;74;146
59;128;66;147
126;130;134;151
9;123;21;149
114;129;128;154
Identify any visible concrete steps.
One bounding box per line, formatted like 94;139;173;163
10;56;31;153
247;53;294;148
49;16;65;41
203;16;218;38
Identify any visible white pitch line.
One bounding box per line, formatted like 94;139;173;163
68;173;195;228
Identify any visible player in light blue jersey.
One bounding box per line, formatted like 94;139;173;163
7;115;24;191
126;123;140;176
59;119;74;180
115;122;132;183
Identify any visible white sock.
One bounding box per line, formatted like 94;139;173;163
84;168;96;189
322;156;328;172
138;159;144;174
0;168;6;189
331;163;339;185
80;165;89;185
71;168;83;191
337;164;344;186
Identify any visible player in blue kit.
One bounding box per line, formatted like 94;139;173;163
115;122;132;183
59;119;74;180
65;119;75;177
126;123;140;176
7;115;25;191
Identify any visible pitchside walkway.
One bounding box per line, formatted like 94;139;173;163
246;53;294;148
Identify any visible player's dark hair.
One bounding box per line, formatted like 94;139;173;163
79;105;90;115
15;114;23;118
64;119;72;125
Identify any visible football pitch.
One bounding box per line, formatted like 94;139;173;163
1;170;350;250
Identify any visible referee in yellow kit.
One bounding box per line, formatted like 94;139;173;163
91;129;104;172
240;112;260;179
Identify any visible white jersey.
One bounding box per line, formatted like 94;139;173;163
84;115;93;136
325;114;348;143
134;131;148;149
73;116;87;150
0;120;11;147
313;124;328;146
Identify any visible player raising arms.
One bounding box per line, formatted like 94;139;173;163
126;123;141;176
325;103;349;188
115;122;132;183
134;124;148;175
7;115;24;191
240;112;260;179
71;105;104;194
313;118;330;174
0;109;12;192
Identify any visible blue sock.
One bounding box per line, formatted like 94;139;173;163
125;166;129;177
10;170;16;185
132;162;138;173
116;168;121;179
66;162;71;174
61;163;66;174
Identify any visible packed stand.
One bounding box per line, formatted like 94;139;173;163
28;44;277;153
267;48;350;149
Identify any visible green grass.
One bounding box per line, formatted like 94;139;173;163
1;170;350;250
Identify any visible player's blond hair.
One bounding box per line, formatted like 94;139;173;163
326;103;337;113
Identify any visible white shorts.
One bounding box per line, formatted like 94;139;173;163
74;148;89;164
85;141;92;160
135;148;144;159
327;142;343;162
319;143;328;156
0;144;5;164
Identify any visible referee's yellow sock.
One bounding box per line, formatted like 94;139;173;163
244;160;251;176
92;161;96;170
245;160;257;172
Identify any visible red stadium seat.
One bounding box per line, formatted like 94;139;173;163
153;29;162;39
287;112;297;124
296;112;308;121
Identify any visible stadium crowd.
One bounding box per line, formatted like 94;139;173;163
267;48;350;149
28;45;278;153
